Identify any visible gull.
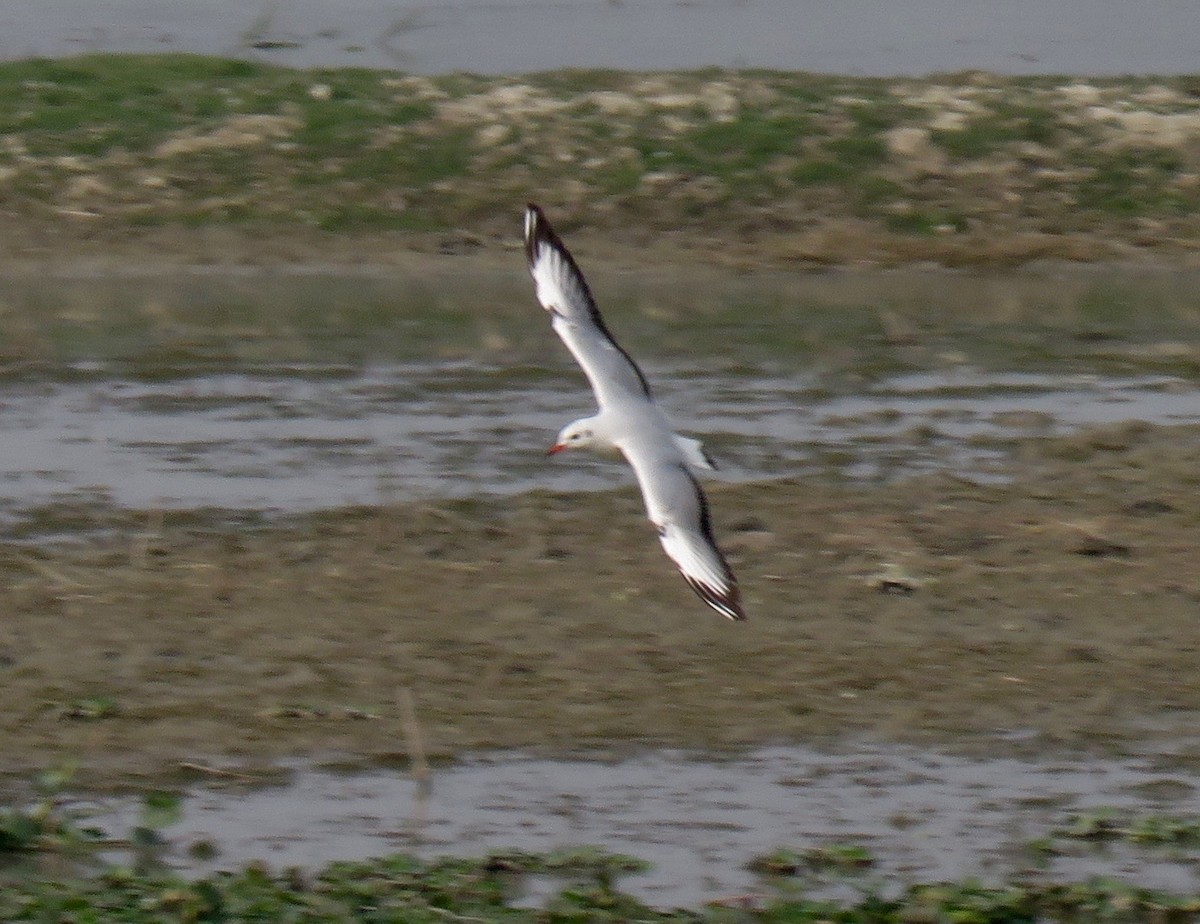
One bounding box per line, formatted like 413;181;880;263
524;203;745;621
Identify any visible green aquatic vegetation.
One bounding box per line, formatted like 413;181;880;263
749;844;876;876
5;853;1200;922
0;763;103;856
0;809;42;853
58;695;120;720
1058;809;1200;846
760;879;1200;924
1127;815;1200;845
305;852;670;923
492;846;651;877
132;791;184;850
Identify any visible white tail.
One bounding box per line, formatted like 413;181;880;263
675;435;717;473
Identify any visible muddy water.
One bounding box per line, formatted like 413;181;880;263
3;0;1199;75
92;743;1200;908
1;366;1198;519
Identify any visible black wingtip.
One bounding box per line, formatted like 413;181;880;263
521;202;654;398
677;467;744;620
684;574;747;621
524;203;550;266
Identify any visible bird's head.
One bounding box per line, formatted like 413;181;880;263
547;419;598;456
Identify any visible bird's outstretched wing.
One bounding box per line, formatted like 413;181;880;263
524;203;651;409
625;447;745;621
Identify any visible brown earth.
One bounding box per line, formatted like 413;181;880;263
2;217;1198;279
2;419;1199;793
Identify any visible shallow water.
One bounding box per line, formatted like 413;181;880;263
2;264;1199;528
90;742;1200;907
2;365;1198;521
2;0;1198;75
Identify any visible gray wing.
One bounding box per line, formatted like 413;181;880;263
525;204;652;410
624;444;745;621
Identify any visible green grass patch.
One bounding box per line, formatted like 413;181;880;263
845;98;910;135
653;111;811;180
791;158;855;185
0;55;1196;255
526;68;634;97
932;103;1063;159
852;176;904;215
827;133;888;166
598;159;646;195
1075;148;1193;216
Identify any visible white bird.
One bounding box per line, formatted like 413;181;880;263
524;203;745;621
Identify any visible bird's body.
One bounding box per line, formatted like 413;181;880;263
551;410;715;475
524;204;745;621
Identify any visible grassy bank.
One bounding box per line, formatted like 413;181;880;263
1;55;1199;265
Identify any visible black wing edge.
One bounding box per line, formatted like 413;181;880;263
682;467;746;621
524;203;599;310
682;573;746;621
523;203;652;399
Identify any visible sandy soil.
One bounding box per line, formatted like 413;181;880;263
2;417;1199;792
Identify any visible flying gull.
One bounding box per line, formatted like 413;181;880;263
523;203;745;621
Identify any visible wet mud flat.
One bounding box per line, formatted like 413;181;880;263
1;420;1199;789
